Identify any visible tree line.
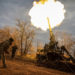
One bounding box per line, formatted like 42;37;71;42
0;19;35;56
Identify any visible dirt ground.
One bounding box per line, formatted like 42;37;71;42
0;59;74;75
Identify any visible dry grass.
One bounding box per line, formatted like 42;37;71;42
0;58;74;75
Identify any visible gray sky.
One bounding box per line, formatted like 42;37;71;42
0;0;75;44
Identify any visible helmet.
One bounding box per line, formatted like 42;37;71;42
9;37;14;42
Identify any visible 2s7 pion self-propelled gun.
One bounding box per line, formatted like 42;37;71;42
36;18;75;65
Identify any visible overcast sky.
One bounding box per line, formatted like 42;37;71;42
0;0;75;44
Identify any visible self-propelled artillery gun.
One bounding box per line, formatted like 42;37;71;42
36;18;75;64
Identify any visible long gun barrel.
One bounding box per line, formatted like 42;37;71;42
47;17;56;43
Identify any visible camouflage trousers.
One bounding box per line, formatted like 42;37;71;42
0;53;6;68
0;55;1;59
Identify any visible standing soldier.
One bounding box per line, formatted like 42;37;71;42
11;45;18;59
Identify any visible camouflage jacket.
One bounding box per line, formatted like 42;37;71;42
0;40;11;54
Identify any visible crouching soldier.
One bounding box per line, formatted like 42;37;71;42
11;45;18;59
0;37;14;68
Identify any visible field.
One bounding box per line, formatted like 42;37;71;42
0;57;74;75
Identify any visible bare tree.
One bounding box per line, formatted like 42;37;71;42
16;19;35;56
24;28;35;55
0;27;11;43
16;19;26;56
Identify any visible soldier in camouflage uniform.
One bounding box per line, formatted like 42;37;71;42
0;37;14;68
11;45;18;58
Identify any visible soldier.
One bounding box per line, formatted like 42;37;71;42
11;45;18;59
0;37;14;68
